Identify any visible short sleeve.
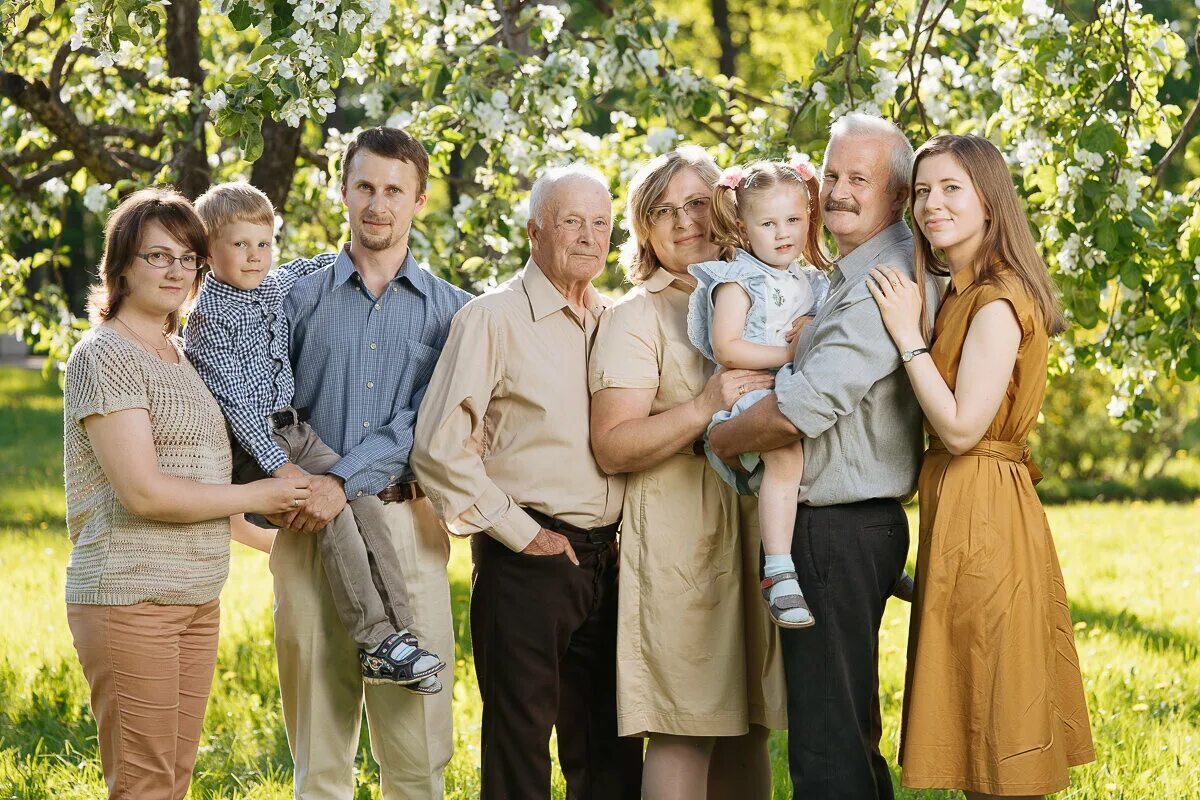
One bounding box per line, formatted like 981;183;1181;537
64;335;150;423
588;293;661;393
972;276;1037;344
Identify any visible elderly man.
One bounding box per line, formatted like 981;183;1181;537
412;164;643;800
709;113;939;800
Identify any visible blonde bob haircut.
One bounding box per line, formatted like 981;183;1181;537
621;145;721;284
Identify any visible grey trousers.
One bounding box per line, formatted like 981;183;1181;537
232;421;414;648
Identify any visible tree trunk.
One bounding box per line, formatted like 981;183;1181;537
710;0;737;77
250;118;303;211
164;0;210;198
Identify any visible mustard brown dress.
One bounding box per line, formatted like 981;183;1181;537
898;268;1095;795
589;267;787;738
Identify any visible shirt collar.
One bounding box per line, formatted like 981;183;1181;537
834;221;913;283
331;243;430;296
522;259;606;322
950;266;976;294
200;272;257;305
643;267;688;293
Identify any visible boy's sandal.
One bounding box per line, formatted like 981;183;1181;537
402;676;443;696
360;632;446;686
760;571;816;629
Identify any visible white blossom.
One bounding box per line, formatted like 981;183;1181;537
635;49;660;70
42;178;69;203
645;126;677;154
205;89;228;113
83;184;111;214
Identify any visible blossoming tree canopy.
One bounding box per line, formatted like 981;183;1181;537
0;0;1196;428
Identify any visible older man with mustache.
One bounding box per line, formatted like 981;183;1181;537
413;164;643;800
709;113;939;800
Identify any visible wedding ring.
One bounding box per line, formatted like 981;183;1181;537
738;385;747;396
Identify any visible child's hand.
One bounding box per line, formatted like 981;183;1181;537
784;315;813;344
867;266;926;352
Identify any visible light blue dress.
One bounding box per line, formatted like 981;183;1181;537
687;249;830;493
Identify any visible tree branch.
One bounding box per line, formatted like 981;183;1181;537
1151;28;1200;185
0;71;130;183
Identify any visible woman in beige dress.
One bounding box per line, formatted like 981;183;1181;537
589;146;787;799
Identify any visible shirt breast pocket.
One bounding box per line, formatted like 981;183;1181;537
398;338;442;395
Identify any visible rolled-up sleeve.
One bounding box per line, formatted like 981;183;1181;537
411;304;540;552
775;294;901;439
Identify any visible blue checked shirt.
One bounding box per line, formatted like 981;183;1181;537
184;261;326;475
284;244;471;500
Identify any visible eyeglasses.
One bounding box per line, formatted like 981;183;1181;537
648;196;711;227
137;251;205;271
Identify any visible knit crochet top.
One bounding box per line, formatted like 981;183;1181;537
63;325;233;605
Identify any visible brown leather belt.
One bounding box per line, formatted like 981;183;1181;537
377;480;425;503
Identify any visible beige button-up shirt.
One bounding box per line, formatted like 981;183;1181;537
412;259;625;552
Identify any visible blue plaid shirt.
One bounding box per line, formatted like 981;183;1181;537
284;244;471;500
184;260;325;474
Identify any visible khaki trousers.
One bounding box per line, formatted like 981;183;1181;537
67;599;221;800
271;496;454;799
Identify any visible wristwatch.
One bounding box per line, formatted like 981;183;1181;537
901;347;929;363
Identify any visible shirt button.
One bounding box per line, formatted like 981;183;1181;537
369;342;377;350
389;475;396;481
356;490;364;497
363;421;370;428
366;381;374;389
374;303;381;310
391;286;397;292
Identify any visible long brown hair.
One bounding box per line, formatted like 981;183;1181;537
622;145;722;284
708;161;831;269
87;187;209;335
912;135;1066;335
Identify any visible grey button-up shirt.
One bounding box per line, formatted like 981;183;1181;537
775;221;939;505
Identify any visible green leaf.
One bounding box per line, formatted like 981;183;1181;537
1119;261;1142;290
423;65;442;102
241;126;265;162
1096;218;1117;252
229;1;254;31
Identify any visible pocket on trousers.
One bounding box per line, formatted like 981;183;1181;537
801;517;832;588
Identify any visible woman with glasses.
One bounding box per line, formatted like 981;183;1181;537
588;148;786;799
62;187;311;799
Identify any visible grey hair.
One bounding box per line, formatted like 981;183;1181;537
824;112;914;194
528;162;611;227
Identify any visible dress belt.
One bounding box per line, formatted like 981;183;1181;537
927;437;1043;485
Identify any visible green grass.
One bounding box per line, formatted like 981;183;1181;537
1;365;1197;799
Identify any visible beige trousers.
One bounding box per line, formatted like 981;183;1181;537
67;599;221;800
270;496;454;799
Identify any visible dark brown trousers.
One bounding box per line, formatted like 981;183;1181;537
470;530;643;800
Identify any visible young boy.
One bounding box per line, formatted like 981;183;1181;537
184;182;445;694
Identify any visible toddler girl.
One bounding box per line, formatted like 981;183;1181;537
687;159;829;628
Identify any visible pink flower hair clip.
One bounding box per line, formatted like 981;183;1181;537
790;156;817;181
717;165;744;189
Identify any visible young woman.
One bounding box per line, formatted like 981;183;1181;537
63;187;310;799
868;134;1094;799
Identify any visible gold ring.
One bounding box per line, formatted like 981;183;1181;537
738;385;747;396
